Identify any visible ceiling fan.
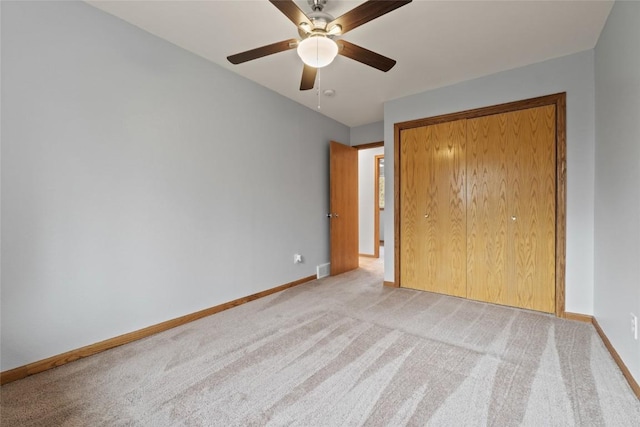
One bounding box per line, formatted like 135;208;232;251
227;0;412;91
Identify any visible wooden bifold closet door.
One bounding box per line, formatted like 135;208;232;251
467;105;556;313
399;104;557;313
400;119;467;297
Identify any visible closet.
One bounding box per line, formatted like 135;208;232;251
397;96;563;314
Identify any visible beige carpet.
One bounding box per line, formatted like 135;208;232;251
2;255;639;426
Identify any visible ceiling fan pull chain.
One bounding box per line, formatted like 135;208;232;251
317;67;322;110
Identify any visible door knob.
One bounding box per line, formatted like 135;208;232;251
511;216;517;221
424;214;430;218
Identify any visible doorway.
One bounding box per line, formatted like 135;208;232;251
356;142;384;261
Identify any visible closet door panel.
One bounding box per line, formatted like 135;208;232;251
466;115;509;305
430;120;467;297
507;105;556;313
400;126;430;290
400;120;466;297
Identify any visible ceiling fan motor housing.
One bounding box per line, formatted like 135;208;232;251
308;11;334;29
298;10;336;38
308;0;328;12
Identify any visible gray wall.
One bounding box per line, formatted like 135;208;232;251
594;0;640;383
384;50;596;315
358;146;384;255
350;121;383;146
0;1;349;371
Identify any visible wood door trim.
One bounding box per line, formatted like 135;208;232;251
374;154;384;259
394;93;566;130
391;121;402;288
394;93;567;315
353;141;384;150
555;94;567;317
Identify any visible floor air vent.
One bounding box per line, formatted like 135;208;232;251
317;263;330;279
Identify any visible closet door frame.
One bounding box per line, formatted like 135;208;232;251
393;93;567;317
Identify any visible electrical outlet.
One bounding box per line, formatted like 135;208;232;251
294;254;303;264
632;313;638;340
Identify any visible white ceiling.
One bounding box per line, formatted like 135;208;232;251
87;0;613;127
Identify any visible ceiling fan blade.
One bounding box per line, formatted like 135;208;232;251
269;0;312;28
227;39;298;64
300;64;317;90
337;40;396;72
328;0;412;35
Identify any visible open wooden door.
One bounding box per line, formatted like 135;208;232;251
329;141;359;275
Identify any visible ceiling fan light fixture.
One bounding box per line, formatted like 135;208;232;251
297;36;338;68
